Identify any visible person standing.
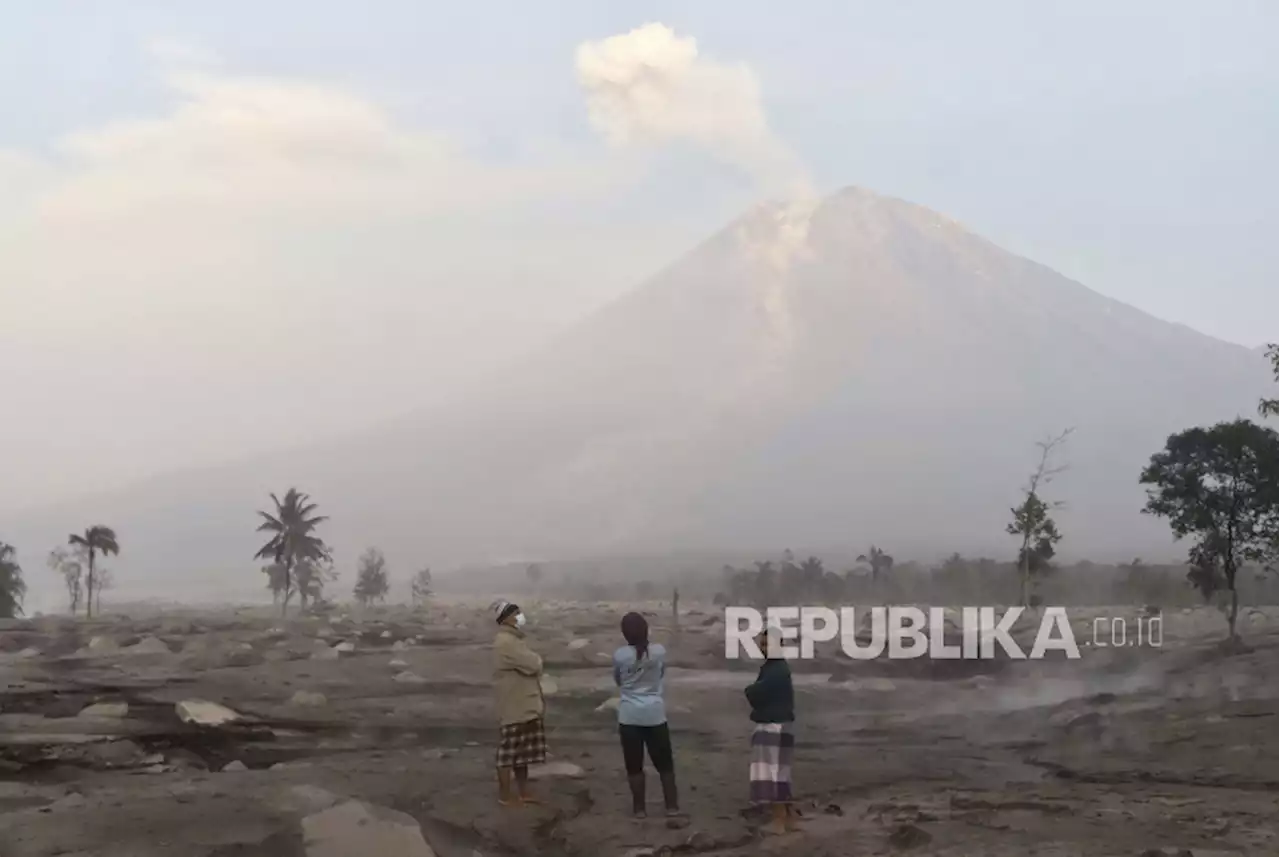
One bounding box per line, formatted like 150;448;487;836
492;599;546;806
745;627;797;834
613;612;680;818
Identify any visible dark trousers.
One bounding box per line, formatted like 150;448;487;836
619;722;674;775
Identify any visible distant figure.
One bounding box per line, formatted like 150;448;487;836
613;612;680;818
745;627;797;834
492;599;546;806
672;587;680;627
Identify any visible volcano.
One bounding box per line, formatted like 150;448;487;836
10;187;1272;596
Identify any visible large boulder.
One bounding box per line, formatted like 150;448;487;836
301;800;436;857
175;700;240;727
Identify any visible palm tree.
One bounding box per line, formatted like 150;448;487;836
68;526;120;618
254;488;331;617
0;542;27;619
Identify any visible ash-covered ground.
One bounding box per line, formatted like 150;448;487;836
0;600;1275;856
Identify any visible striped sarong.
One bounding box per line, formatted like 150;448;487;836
495;716;548;769
748;722;794;804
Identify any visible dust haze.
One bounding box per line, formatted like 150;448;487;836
1;10;1277;856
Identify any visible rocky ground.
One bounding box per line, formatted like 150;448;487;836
0;600;1275;856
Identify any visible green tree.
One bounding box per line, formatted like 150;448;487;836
0;542;26;619
353;547;390;606
254;489;331;617
1140;419;1278;640
1007;429;1072;607
856;546;894;581
68;526;120;619
1259;343;1278;418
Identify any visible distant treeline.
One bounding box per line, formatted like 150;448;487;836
443;554;1278;608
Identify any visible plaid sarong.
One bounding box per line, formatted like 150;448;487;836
749;723;794;804
495;716;547;769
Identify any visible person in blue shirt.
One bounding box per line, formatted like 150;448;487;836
613;611;680;818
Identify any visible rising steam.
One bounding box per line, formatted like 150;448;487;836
575;23;812;200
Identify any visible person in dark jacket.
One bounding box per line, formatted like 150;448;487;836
744;627;797;834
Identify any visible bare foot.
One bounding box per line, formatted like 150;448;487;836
518;795;543;805
498;797;519;808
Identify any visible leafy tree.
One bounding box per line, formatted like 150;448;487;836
254;489;331;617
410;567;433;605
296;558;338;610
856;546;894;581
353;547;390;606
1259;343;1278;418
1007;429;1072;607
799;557;825;592
0;542;26;619
1140;419;1278;639
48;547;83;615
68;526;119;619
263;563;289;605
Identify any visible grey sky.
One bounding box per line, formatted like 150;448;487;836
2;1;1276;511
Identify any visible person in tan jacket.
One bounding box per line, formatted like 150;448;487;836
492;599;546;806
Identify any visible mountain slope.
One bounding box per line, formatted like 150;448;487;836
9;187;1271;602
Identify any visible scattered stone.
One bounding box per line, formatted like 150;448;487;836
421;748;453;761
86;636;117;652
381;630;393;639
595;697;620;713
83;740;145;768
527;761;585;779
389;658;408;668
176;699;241;727
567;638;590;651
312;648;341;661
122;636;172;656
291;691;328;707
275;784;343;816
539;675;559;695
78;702;128;718
301;799;436;857
393;671;427;684
221;760;248;772
887;823;932;850
14;647;41;659
824;803;844;816
334;641;356;653
391;640;408;651
316;627;334;638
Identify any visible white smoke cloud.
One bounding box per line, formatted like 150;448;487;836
575;23;812;200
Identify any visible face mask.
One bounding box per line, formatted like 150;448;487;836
515;613;527;628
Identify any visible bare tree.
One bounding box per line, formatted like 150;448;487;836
1007;428;1073;607
410;567;432;606
94;567;114;615
47;547;83;615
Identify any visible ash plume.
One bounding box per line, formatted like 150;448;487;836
575;22;813;201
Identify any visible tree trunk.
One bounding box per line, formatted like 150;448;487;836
85;551;96;619
1228;586;1239;640
280;558;293;618
1018;536;1032;608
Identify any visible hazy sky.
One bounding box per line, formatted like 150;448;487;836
2;1;1276;512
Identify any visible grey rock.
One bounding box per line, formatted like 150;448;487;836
301;799;437;857
290;690;328;707
78;702;129;718
175;699;240;726
221;760;249;772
